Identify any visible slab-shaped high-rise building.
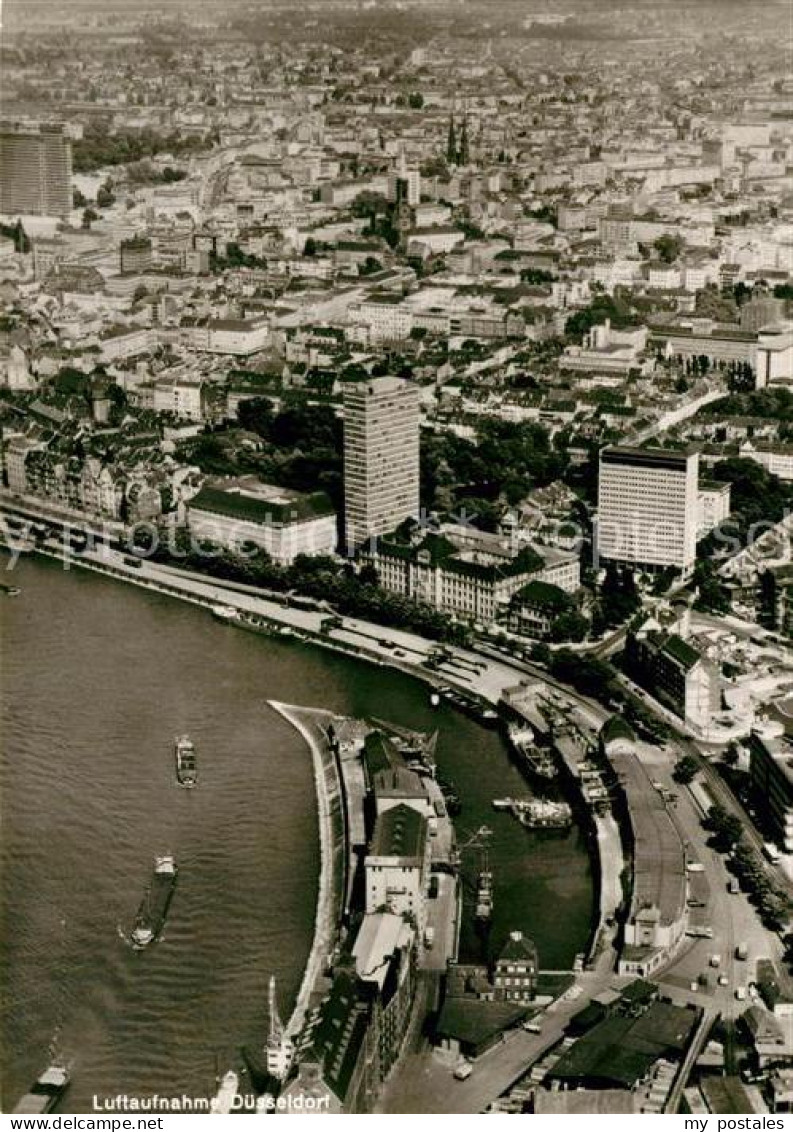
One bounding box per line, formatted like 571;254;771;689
343;376;420;552
596;445;699;575
0;121;73;219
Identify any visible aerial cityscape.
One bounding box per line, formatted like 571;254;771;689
2;0;793;1118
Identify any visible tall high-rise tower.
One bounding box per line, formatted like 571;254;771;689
343;376;420;552
0;122;73;219
596;445;700;576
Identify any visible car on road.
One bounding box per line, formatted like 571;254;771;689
687;926;714;939
718;975;729;987
736;942;748;960
736;986;747;1001
453;1060;473;1081
710;954;722;968
523;1020;542;1034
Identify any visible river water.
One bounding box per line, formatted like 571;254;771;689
1;554;593;1112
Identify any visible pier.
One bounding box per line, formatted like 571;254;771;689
267;702;347;1040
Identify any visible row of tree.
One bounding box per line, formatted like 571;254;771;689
148;535;469;646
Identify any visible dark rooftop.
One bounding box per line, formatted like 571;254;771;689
369;803;427;862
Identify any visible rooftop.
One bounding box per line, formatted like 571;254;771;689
188;479;335;527
369;803;427;863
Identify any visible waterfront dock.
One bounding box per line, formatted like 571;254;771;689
268;702;347;1040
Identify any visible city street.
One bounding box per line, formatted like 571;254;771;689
636;741;784;1017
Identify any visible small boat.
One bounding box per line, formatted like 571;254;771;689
517;800;573;829
429;691;440;708
129;855;177;949
211;1070;239;1114
475;867;493;921
437;775;462;815
211;604;238;623
13;1064;70;1114
175;735;197;788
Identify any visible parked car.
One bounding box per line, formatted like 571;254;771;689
453;1060;473;1081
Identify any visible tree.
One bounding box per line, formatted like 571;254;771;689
549;610;589;643
97;180;115;209
673;755;699;784
693;559;731;615
81;207;98;230
598;563;641;628
529;641;551;666
704;803;743;852
653;234;683;264
758;570;778;629
407;91;424;110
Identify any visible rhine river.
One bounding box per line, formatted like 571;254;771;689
1;555;593;1112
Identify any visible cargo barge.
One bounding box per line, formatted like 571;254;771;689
507;724;557;779
129;855;177;948
475;862;493;921
13;1065;70;1114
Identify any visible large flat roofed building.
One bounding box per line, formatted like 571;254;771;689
187;477;337;564
596;446;699;575
343;376;420;552
0;121;72;219
748;731;793;853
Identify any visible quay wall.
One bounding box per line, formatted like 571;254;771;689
268;702;347;1040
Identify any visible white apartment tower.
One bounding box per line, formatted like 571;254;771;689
596;446;700;575
0;122;73;219
343;376;420;552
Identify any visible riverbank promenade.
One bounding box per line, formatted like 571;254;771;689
268;702;345;1039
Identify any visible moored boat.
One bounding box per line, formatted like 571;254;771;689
211;1070;239;1114
13;1065;70;1114
211;604;238;623
517;800;573;829
475;867;493;920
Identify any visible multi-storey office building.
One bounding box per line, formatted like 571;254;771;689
748;732;793;853
343;376;420;552
596;446;700;575
0;121;72;219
